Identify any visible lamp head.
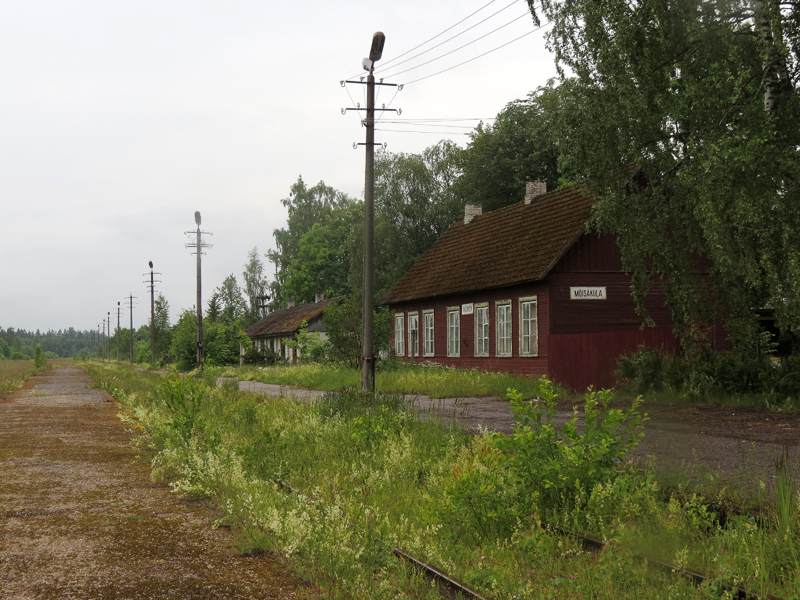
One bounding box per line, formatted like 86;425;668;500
149;261;153;269
195;211;201;226
369;32;385;63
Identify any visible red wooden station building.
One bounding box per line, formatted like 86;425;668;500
381;182;691;391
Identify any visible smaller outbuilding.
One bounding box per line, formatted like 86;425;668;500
243;295;342;363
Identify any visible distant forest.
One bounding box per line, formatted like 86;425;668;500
0;327;96;360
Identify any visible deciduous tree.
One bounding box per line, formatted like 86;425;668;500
529;0;800;344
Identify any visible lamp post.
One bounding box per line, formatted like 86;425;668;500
361;31;385;394
149;261;156;366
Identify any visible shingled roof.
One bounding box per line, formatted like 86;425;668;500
245;297;343;338
381;186;594;305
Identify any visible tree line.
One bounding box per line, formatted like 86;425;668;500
8;0;798;365
269;0;800;355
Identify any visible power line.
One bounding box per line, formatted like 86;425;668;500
377;122;479;129
374;0;520;75
403;23;549;86
344;0;505;80
380;11;532;80
376;128;473;135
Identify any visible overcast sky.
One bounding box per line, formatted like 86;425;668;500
0;0;558;333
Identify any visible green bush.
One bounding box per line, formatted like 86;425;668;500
446;379;646;537
616;346;800;402
9;351;29;361
33;344;46;369
241;345;283;366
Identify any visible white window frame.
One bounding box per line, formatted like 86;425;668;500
394;314;405;356
408;312;419;357
447;307;460;357
519;296;538;357
423;310;435;357
495;300;512;357
474;303;489;357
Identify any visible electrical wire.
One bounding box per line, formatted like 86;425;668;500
375;128;471;134
343;0;504;80
380;11;532;80
377;122;478;129
403;22;549;86
374;0;520;75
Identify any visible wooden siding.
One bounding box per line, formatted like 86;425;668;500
388;282;550;377
551;233;623;273
549;328;679;391
549;233;674;335
549;272;674;334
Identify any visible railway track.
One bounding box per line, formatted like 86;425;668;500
276;480;784;600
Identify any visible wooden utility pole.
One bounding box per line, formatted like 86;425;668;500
116;302;121;362
144;262;161;366
361;64;376;392
342;33;401;392
127;293;137;364
185;212;212;372
107;312;111;361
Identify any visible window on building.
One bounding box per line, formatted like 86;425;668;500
423;310;435;356
496;301;512;356
394;314;405;356
474;303;489;357
519;297;538;356
408;313;419;357
447;308;460;357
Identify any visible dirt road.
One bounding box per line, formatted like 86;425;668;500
0;367;301;600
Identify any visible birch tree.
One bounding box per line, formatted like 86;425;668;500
529;0;800;345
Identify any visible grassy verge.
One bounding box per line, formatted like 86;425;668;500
204;362;553;400
85;361;799;600
0;359;54;394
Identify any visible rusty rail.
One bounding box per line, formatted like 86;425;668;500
277;481;782;600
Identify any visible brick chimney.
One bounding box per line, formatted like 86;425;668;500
464;204;482;225
524;180;547;205
315;292;324;303
287;299;295;308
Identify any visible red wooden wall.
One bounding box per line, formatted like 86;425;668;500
548;328;679;391
389;282;550;377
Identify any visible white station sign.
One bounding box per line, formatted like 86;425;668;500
570;286;607;300
461;303;474;315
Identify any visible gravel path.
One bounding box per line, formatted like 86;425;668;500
228;378;800;484
0;367;302;600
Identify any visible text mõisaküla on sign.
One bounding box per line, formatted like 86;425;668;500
570;287;607;300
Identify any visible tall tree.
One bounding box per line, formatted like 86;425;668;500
284;201;361;305
373;140;462;297
528;0;800;344
267;177;356;311
153;293;172;363
216;274;248;323
454;81;568;213
242;247;269;325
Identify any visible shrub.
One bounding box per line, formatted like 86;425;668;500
446;378;646;536
616;346;800;401
283;321;331;364
10;352;29;361
33;344;45;369
324;296;390;369
241;345;283;366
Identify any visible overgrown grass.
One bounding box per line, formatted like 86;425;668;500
0;358;55;394
84;361;800;600
205;361;553;400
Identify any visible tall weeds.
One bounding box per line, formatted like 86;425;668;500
84;361;800;599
